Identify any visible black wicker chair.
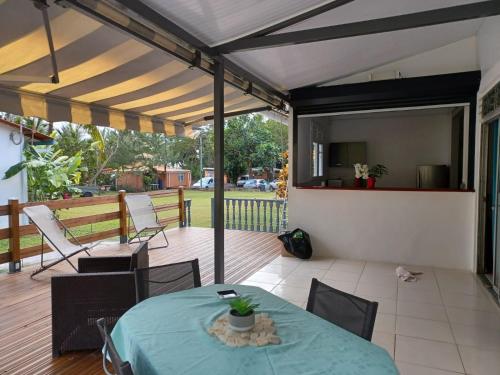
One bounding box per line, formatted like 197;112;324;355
78;241;149;273
135;259;201;303
51;243;148;357
306;278;378;341
97;318;134;375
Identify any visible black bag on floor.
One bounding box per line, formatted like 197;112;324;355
278;228;313;259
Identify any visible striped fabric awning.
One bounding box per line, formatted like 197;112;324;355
0;1;267;136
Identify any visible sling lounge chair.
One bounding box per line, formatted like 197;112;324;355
23;205;94;277
125;194;169;250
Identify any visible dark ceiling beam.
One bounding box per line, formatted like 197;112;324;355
289;71;481;112
110;0;288;102
240;0;354;39
197;106;272;122
217;1;500;53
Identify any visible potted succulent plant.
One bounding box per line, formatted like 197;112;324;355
367;164;388;189
228;296;260;332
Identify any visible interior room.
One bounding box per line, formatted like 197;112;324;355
296;106;469;190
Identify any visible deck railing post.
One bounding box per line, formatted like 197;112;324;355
8;198;21;273
184;199;192;227
178;187;185;228
118;190;128;244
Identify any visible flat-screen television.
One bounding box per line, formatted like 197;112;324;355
329;142;367;168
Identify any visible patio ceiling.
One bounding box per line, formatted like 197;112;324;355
1;1;497;135
0;0;271;135
140;0;499;91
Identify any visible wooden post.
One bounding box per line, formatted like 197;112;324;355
178;187;185;227
8;198;21;273
118;190;128;244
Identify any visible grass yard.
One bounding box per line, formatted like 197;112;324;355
0;189;276;254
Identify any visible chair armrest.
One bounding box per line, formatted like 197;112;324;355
78;256;132;273
51;272;136;357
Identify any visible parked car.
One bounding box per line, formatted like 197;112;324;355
244;179;269;191
257;179;270;191
269;179;279;191
192;177;214;189
243;179;258;189
236;175;250;188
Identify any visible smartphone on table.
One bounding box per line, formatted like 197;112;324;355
217;289;240;300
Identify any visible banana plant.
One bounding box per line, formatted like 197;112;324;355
3;145;84;201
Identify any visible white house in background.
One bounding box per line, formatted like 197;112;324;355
286;18;500;283
0;118;52;228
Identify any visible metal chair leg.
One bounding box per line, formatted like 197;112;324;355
161;230;169;248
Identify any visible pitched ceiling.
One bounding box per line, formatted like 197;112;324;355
141;0;493;90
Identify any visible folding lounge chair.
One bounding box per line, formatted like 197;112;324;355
23;205;94;277
125;194;169;250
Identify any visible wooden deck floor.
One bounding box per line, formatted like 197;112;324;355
0;227;281;375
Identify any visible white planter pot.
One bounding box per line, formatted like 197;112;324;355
228;309;255;332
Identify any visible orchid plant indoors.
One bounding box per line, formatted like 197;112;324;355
354;163;369;180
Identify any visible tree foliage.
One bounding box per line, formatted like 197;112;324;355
276;151;289;199
2;113;288;196
3;145;84;201
54;123;117;185
223;114;285;183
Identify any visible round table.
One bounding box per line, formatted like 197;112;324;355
111;284;397;375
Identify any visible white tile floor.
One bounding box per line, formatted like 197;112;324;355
239;257;500;375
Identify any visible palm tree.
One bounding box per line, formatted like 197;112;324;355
85;126;120;185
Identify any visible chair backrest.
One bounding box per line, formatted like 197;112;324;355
23;205;81;254
129;242;149;271
97;318;134;375
124;194;158;232
135;259;201;303
306;278;378;341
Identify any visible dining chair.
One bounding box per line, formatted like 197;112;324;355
306;278;378;341
78;241;149;273
135;259;201;302
96;318;134;375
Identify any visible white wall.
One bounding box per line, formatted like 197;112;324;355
289;109;476;271
325;109;453;188
287;22;500;272
477;16;500;95
472;16;500;274
0;126;27;228
330;37;478;86
288;188;475;271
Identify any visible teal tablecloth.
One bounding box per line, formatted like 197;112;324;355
111;285;398;375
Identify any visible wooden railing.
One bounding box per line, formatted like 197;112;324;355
0;189;191;269
211;198;287;233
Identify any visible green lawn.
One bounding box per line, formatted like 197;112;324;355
0;190;276;254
